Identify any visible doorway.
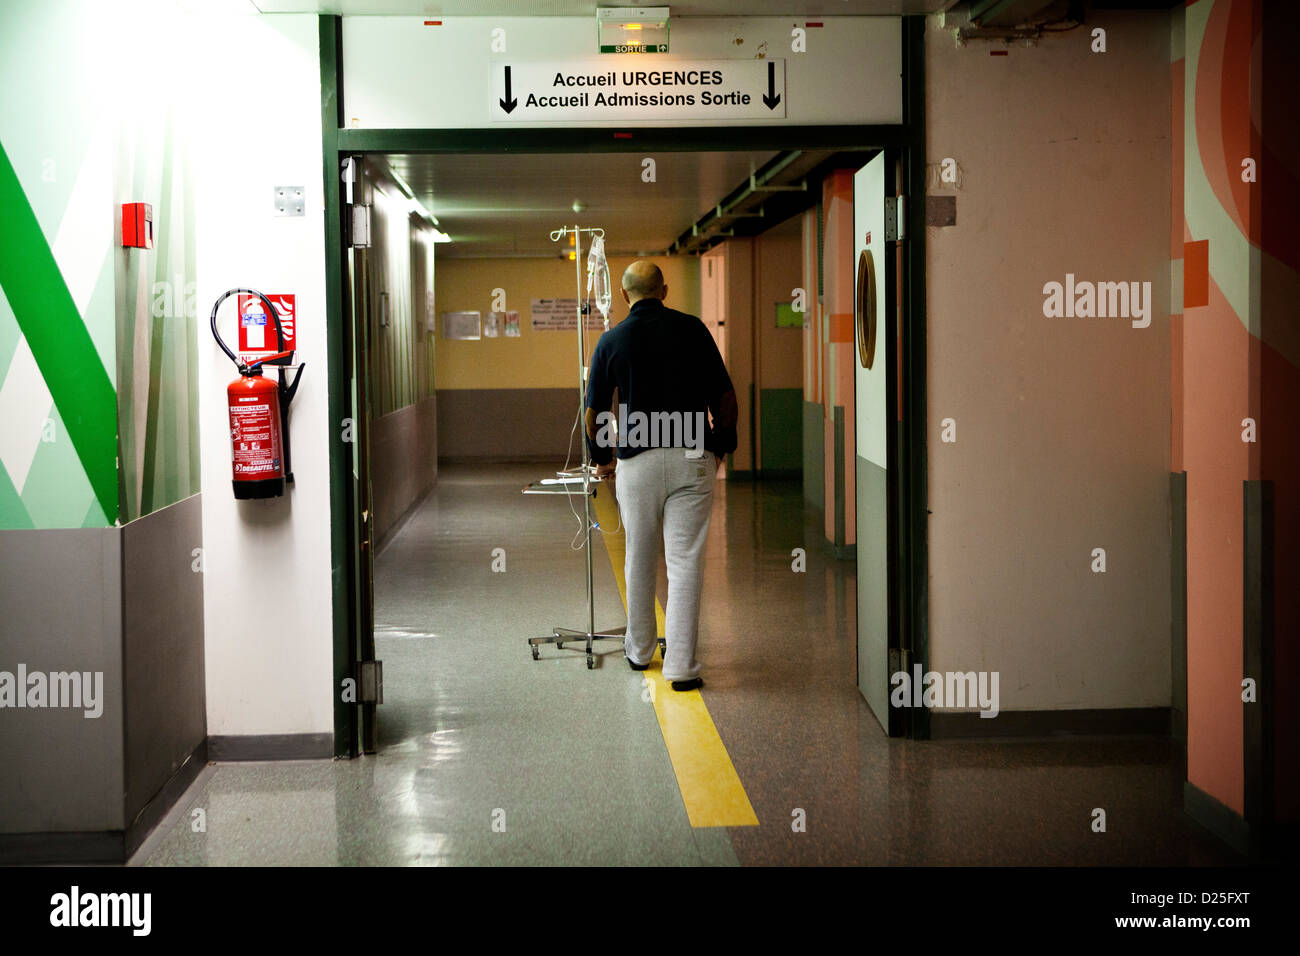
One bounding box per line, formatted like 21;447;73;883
317;23;928;759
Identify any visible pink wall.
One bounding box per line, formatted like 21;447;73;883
1180;0;1300;820
924;10;1172;710
755;221;803;390
821;170;858;546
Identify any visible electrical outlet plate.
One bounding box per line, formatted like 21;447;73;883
274;185;305;217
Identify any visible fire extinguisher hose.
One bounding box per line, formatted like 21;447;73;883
210;288;286;372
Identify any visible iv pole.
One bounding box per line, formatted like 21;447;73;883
527;224;626;669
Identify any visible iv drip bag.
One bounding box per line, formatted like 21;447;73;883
587;234;612;328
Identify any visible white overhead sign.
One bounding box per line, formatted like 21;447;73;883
492;60;786;122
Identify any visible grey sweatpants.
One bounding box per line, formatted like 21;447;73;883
614;447;715;682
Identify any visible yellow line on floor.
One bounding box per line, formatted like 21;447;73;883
592;482;758;828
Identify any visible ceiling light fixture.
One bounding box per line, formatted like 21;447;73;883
597;7;669;54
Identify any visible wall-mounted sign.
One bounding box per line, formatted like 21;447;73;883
238;293;296;365
530;299;604;332
343;18;901;129
493;60;785;122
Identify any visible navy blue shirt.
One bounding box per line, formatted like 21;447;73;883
584;298;738;464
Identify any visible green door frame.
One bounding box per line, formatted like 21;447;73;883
318;15;929;756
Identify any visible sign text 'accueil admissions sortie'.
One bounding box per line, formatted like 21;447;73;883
492;60;786;121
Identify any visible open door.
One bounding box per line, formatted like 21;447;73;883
344;156;381;754
853;152;896;734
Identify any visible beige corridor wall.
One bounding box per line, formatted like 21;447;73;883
434;255;700;389
924;10;1173;712
433;255;700;459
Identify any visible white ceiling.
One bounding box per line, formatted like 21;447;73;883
253;1;948;15
385;150;794;258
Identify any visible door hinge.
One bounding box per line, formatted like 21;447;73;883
889;647;909;677
354;660;383;704
884;195;905;242
350;203;371;248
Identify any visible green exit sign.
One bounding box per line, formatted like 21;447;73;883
600;42;669;53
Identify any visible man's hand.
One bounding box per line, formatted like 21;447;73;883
594;460;616;480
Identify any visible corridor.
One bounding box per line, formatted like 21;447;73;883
130;464;1238;867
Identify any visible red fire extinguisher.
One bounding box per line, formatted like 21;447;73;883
210;288;304;499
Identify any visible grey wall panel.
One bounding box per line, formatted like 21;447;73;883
437;388;579;461
121;493;206;825
1171;472;1187;743
1243;479;1274;833
802;401;825;510
856;455;889;732
371;396;438;544
0;528;125;832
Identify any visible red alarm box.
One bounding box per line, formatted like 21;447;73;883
121;203;153;249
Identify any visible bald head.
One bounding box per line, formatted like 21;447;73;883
621;260;667;305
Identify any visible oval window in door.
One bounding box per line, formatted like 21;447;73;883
856;248;877;369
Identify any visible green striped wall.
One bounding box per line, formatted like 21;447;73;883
0;0;200;530
114;99;200;523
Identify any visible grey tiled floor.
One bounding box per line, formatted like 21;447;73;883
132;463;1240;867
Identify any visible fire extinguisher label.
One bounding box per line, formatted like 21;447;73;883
229;402;282;479
238;293;296;364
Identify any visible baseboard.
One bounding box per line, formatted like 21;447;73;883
1184;780;1251;857
0;739;208;865
437;454;563;465
125;738;208;859
928;707;1172;739
0;830;125;866
207;733;334;761
375;480;437;558
822;538;854;561
1171;705;1187;744
1183;781;1300;861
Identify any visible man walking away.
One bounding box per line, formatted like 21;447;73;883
584;261;738;691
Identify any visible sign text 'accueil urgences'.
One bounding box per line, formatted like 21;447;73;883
492;60;785;121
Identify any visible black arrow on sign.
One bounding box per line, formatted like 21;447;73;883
500;65;517;113
762;61;781;110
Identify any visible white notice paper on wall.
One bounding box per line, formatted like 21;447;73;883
492;311;520;338
443;311;481;340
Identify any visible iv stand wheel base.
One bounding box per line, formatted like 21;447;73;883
528;625;626;669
